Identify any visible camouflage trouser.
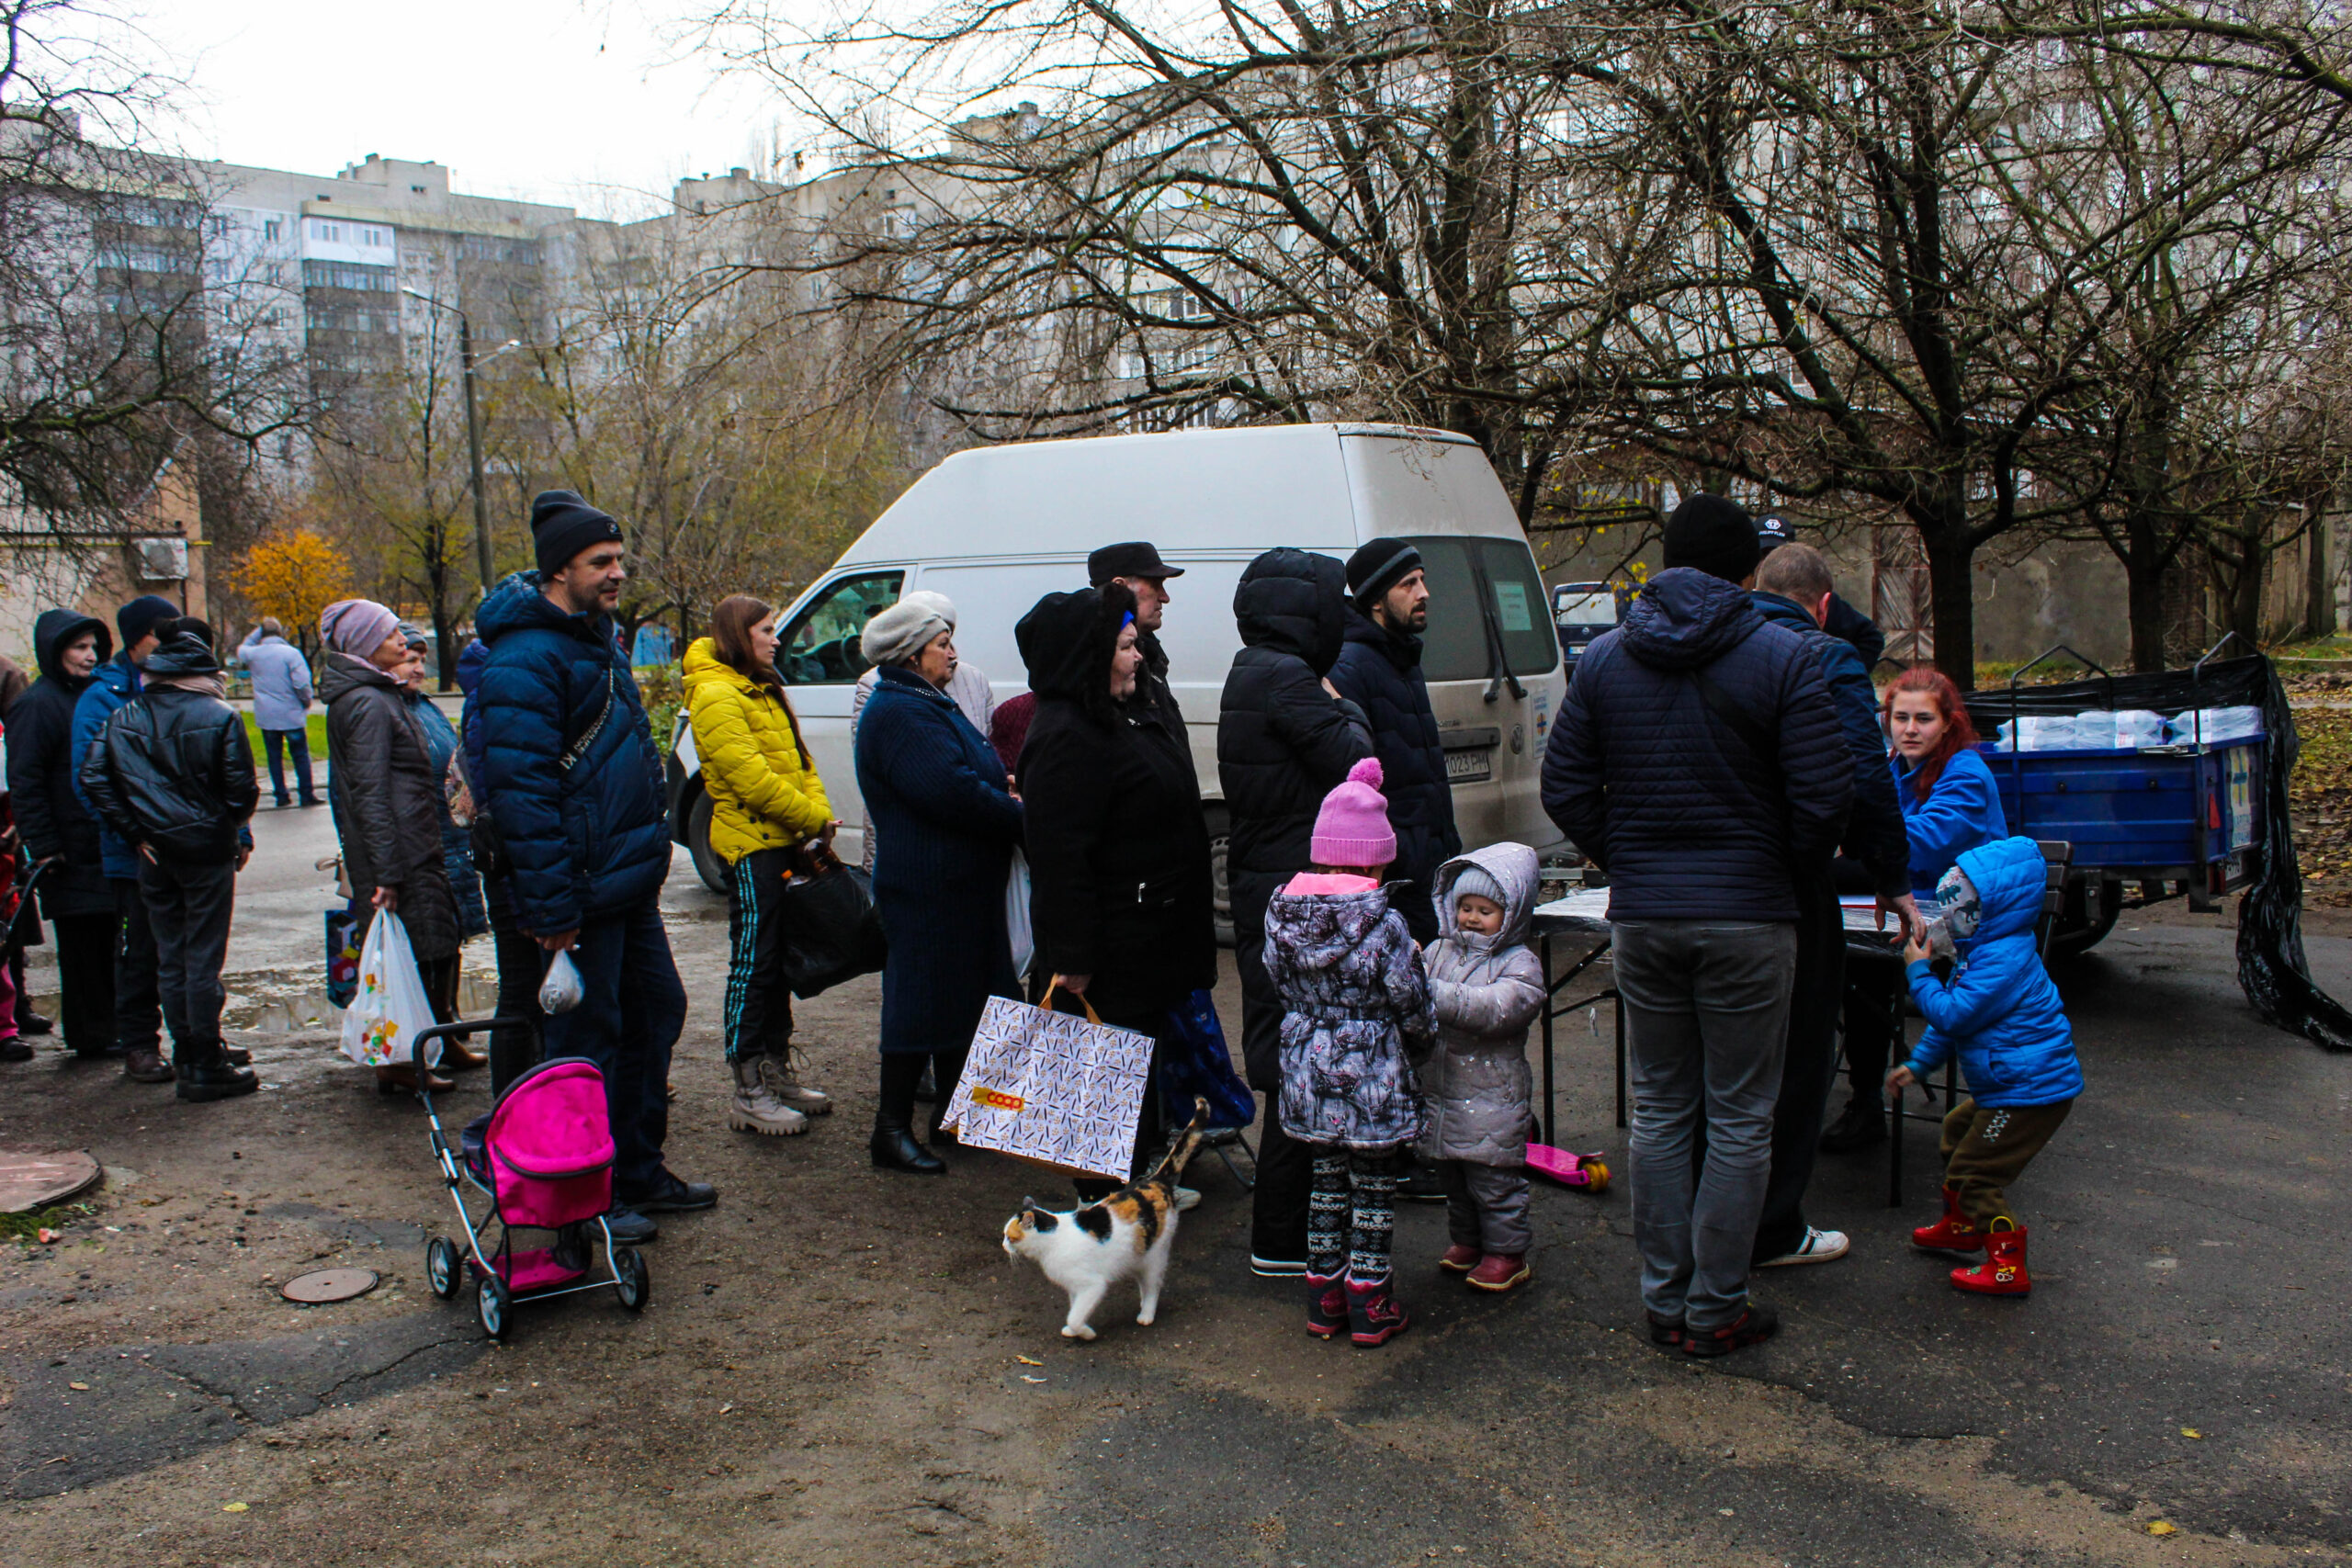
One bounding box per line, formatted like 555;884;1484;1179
1941;1098;2074;1225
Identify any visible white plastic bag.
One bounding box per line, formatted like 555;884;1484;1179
538;948;584;1015
2112;709;2168;749
2166;706;2263;745
338;910;439;1068
1004;848;1035;984
1997;715;2082;751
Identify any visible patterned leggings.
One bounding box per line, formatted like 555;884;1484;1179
1307;1147;1402;1282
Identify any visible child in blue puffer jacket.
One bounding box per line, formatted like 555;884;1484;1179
1886;835;2083;1297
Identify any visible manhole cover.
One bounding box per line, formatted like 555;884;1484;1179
0;1149;102;1213
281;1268;379;1303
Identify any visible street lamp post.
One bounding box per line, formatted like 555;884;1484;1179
400;287;513;594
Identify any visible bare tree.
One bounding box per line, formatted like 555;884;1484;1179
0;0;307;535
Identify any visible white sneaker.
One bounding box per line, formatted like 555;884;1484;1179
1757;1226;1849;1267
1173;1186;1202;1212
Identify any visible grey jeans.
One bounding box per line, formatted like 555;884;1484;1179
1611;919;1797;1329
1437;1159;1532;1254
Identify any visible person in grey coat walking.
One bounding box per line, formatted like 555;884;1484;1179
237;618;319;807
1415;841;1545;1293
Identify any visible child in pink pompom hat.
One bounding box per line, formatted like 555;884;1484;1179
1266;757;1438;1347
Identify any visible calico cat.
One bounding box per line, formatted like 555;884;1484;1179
1001;1101;1208;1341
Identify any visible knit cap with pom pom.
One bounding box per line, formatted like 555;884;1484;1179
1310;756;1397;869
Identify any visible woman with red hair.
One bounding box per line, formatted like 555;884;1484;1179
1822;668;2008;1152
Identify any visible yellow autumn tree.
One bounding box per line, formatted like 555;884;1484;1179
230;530;349;655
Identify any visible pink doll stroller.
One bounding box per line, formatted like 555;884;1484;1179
412;1021;650;1341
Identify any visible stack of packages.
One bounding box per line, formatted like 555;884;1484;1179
1995;706;2262;752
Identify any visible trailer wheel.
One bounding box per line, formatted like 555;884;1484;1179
2048;876;2123;960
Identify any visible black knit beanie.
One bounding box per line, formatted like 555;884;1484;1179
1345;536;1423;609
1662;493;1760;584
116;594;179;649
531;491;624;577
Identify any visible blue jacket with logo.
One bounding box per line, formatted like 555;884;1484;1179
1904;835;2083;1108
471;573;669;934
70;652;143;879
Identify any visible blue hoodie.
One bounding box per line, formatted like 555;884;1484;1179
1904;836;2083;1108
1894;746;2006;900
470;571;668;934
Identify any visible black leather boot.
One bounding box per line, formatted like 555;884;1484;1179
870;1117;944;1175
176;1043;258;1103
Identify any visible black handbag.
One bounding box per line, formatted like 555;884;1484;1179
775;847;888;999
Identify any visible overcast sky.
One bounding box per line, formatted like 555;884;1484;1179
153;0;801;219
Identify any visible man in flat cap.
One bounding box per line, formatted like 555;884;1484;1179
1087;541;1188;732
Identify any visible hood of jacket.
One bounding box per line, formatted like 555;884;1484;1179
1751;590;1825;640
142;628;222;679
318;649;406;703
1619;567;1765;672
1267;884;1395;975
681;635;765;700
1234;548;1351;675
476;570;609;647
1016;587;1127;723
1429;840;1540;951
1341;609;1422;671
33;608;108;685
455;637;490;699
1952;835;2046;947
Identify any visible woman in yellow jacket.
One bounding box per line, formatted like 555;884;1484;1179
684;594;837;1137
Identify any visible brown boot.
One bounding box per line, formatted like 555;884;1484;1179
123;1047;174;1084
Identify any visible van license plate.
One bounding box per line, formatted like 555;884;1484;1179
1445;749;1493;784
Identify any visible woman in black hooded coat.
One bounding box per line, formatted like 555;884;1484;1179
1015;583;1217;1196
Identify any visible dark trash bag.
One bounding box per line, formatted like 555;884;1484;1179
1964;651;2352;1053
775;852;888;999
1159;987;1257;1129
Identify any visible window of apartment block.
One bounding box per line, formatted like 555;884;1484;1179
264;219;282;241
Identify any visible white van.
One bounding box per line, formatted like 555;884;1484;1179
668;423;1567;924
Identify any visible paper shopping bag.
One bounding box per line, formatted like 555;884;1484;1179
338;910;439;1068
939;985;1153;1181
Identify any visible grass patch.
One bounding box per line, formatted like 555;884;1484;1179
240;713;329;767
1;1201;96;1243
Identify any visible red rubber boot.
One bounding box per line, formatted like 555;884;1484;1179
1951;1218;2030;1296
1912;1184;1986;1256
1306;1273;1348;1338
1346;1276;1410;1347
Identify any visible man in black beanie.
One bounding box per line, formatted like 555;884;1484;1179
1539;491;1851;1357
1330;536;1458;944
469;491;712;1243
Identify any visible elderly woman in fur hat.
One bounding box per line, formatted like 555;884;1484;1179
851;591;1023;1175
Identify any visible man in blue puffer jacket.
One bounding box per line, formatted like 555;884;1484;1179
473;493;712;1239
1890;835;2081;1298
1542;493;1851;1358
69;593;179;1082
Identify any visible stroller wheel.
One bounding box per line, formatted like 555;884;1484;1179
614;1247;650;1313
425;1236;461;1301
477;1274;513;1342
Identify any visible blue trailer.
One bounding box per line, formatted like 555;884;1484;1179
1964;640;2270;956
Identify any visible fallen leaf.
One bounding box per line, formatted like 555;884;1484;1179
1020;1375;1046;1384
718;1404;733;1415
2180;1427;2202;1438
2146;1521;2177;1537
222;1502;249;1513
66;1382;88;1391
1015;1356;1045;1367
37;1228;57;1243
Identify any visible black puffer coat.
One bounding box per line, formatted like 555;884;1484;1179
1216;549;1373;890
1017;587;1216;1019
323;652;461;962
1541;568;1851;922
1329;612;1460;941
78;630;258;866
6;609;114;918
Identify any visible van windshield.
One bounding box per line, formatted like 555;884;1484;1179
778;571;904;684
1408;536;1559;682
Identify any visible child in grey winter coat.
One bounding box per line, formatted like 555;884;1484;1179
1268;758;1437;1348
1416;842;1546;1292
